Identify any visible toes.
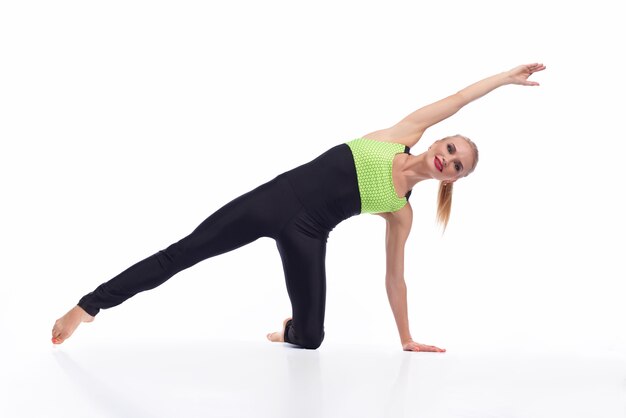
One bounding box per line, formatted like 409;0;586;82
52;328;61;339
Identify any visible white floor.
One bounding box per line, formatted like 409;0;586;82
2;338;624;418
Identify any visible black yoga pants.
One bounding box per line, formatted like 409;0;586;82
78;144;361;349
78;176;325;349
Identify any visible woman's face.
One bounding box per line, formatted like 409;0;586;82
427;137;476;182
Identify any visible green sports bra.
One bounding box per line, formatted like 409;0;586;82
345;138;412;214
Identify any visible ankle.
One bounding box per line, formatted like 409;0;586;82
74;305;94;322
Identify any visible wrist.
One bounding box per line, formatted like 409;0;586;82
499;70;514;86
401;337;413;345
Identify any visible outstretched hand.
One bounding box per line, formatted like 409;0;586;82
507;63;546;86
402;340;446;353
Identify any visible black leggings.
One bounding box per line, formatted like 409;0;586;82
78;144;361;349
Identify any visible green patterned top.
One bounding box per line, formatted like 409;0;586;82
345;138;410;214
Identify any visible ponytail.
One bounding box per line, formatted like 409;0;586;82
436;181;453;231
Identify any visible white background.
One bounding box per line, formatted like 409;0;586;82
2;0;625;355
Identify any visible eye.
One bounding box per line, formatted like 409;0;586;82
447;144;453;153
454;162;462;172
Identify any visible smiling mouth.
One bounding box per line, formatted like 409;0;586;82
434;156;443;172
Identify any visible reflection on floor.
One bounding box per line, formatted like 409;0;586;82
3;339;625;418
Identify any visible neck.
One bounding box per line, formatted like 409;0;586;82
402;152;435;188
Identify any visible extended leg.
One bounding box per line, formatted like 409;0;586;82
77;175;297;316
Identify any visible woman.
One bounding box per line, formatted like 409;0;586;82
52;63;545;351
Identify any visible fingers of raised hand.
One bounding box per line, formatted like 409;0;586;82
529;63;546;71
525;63;546;78
512;63;545;79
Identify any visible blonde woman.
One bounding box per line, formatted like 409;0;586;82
52;63;545;351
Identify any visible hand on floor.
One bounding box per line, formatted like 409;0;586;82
402;340;446;353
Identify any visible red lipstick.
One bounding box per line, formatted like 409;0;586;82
434;156;443;172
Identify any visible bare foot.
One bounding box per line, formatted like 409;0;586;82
266;317;292;343
52;305;95;344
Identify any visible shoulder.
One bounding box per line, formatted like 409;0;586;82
361;123;423;148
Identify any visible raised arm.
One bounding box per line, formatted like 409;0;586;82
377;205;445;352
363;63;546;147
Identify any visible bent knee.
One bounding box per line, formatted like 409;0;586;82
298;331;325;350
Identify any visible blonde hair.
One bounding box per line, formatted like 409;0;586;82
436;135;479;231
